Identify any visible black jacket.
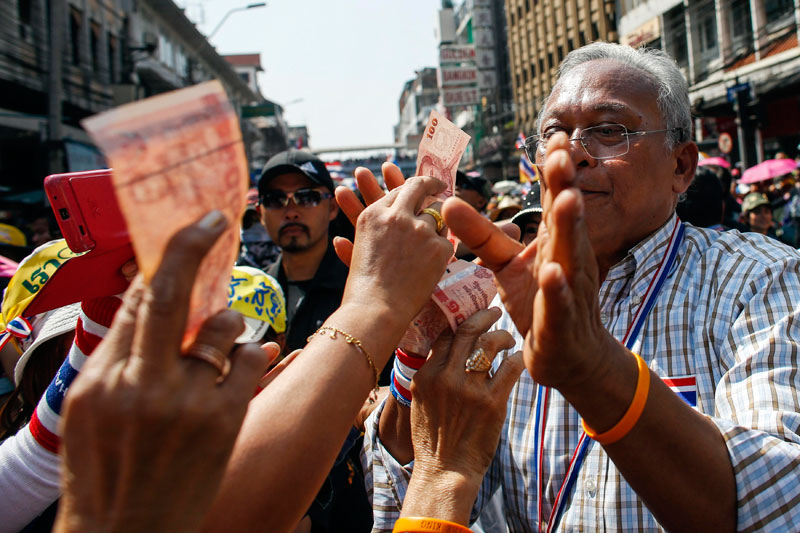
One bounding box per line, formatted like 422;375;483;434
267;242;349;352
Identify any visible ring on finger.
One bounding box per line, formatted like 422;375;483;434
185;344;231;383
420;207;445;233
465;347;492;373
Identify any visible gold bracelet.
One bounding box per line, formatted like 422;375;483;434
308;326;379;393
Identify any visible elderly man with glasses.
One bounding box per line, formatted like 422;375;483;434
364;42;800;531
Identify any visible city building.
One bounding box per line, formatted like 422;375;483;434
224;53;289;175
0;0;262;198
436;0;515;180
504;0;619;138
618;0;800;167
395;67;440;151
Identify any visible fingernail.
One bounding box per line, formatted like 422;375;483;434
198;210;227;230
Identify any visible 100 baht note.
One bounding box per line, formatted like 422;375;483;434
415;110;471;199
83;81;248;348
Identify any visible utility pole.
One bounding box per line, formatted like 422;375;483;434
47;0;65;176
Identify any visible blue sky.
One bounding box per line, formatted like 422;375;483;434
177;0;441;150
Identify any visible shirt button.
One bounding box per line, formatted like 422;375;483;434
600;312;609;325
631;294;642;306
585;478;597;498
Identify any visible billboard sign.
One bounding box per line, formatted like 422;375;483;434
440;44;476;64
442;87;480;107
440;65;479;87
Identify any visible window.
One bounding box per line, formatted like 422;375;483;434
664;5;687;65
766;0;794;23
547;52;553;70
579;31;586;46
107;33;118;83
90;20;100;72
730;0;752;48
69;7;82;66
592;22;600;40
18;0;32;24
557;46;564;63
240;72;250;83
538;57;544;73
698;12;717;53
18;0;32;38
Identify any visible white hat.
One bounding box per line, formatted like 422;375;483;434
14;303;80;385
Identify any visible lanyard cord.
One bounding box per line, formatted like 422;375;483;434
535;219;684;532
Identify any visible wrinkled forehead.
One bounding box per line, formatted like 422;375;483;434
540;60;660;127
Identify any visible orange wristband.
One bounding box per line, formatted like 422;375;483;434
582;352;650;445
393;517;472;533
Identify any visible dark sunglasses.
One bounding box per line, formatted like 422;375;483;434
260;188;333;209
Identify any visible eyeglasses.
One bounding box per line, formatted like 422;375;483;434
260;188;333;209
524;124;684;161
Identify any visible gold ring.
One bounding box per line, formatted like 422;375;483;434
186;344;231;383
465;347;492;373
420;207;445;233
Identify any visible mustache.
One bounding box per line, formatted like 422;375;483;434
279;222;310;236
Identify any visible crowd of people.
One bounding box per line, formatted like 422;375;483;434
2;41;800;533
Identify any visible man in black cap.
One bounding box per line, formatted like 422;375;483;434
258;150;346;353
510;181;543;246
257;150;371;532
455;170;492;213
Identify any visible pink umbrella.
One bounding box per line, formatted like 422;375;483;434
698;156;731;169
740;159;797;184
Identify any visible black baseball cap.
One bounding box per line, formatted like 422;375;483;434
258;150;335;196
511;182;543;228
456;170;493;200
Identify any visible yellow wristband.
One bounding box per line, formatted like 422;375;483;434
582;352;650;445
393;517;472;533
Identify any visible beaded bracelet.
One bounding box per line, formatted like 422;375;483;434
389;348;427;406
582;352;651;445
307;326;379;394
393;517;472;533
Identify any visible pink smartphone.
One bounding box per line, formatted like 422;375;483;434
25;170;134;315
44;169;129;253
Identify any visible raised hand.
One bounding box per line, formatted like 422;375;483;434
401;308;523;524
525;132;611;391
55;212;271;533
341;175;453;330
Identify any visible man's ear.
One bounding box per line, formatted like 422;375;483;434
673;142;698;195
328;195;340;222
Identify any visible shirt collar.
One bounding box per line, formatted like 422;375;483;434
604;212;680;283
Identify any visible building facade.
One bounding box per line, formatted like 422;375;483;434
395;67;440;151
504;0;619;136
0;0;261;198
435;0;515;180
617;0;800;167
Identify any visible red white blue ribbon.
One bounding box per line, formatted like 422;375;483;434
535;217;684;532
0;315;33;350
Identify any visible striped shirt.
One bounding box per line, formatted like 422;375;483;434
363;213;800;532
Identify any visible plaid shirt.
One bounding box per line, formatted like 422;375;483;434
363;214;800;532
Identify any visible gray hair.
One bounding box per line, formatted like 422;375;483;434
536;42;692;151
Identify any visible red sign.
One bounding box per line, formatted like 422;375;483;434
442;88;480;107
440;66;478;87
